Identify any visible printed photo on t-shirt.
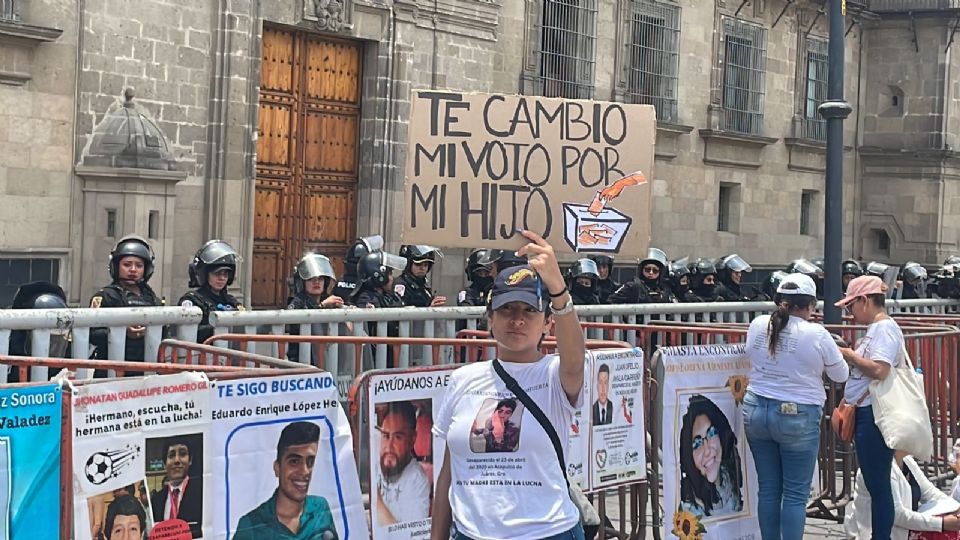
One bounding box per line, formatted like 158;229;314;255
469;398;525;453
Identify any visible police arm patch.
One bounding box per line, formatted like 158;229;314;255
90;296;102;308
458;290;467;303
394;284;406;297
180;299;194;307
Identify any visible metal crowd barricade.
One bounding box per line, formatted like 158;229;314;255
0;306;202;380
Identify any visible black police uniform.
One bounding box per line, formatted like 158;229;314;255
178;285;242;343
596;278;621;304
684;284;723;303
716;281;767;302
608;279;674;304
393;272;434;308
569;283;600;305
285;293;325;363
89;282;162;374
353;286;405;368
332;274;359;303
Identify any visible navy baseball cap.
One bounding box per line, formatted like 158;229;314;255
489;265;544;311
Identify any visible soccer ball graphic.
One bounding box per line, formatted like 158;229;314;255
85;453;113;485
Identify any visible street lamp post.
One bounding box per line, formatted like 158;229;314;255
819;0;853;324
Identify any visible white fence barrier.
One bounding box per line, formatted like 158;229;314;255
2;299;957;381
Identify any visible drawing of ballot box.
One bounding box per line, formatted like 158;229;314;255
562;203;633;253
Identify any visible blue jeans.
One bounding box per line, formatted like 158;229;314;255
743;391;822;540
453;522;585;540
854;405;894;540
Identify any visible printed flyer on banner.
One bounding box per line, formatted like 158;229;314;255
0;384;62;539
72;373;212;540
367;368;456;540
659;344;759;540
588;348;646;489
566;374;589;489
211;372;367;540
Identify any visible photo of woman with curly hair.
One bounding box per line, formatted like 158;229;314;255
678;394;744;519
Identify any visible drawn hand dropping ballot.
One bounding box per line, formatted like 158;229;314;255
564;171;648;252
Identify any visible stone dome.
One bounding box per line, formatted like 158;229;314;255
81;88;178;170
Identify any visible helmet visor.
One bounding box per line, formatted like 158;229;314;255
296;255;336;280
902;264;927;283
793;260;824;278
199;241;239;265
408;245;443;262
361;235;384;253
382;253;408;271
723;255;752;273
574;259;599;279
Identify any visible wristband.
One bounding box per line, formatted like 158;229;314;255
548;286;568;298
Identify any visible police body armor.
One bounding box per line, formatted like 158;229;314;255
393;272;434;308
178;286;241;343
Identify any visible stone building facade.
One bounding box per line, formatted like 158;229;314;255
0;0;957;306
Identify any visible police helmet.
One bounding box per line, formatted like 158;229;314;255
357;251;407;288
567;259;600;282
11;282;68;309
692;259;718;276
864;261;890;278
901;262;927;284
785;259;824;279
292;253;337;295
841;259;863;277
484;249;526;272
810;257;825;273
762;270;791;300
109;235;155;283
346;235;385;266
670;258;691;279
719;254;752;273
944;255;960;267
188;240;239;288
399;245;443;266
465;249;493;279
590;255;615;272
639;248;669;273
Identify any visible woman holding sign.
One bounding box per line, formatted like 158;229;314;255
431;230;587;540
743;273;848;540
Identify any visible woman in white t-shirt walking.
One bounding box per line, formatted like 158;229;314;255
835;276;906;540
431;230;586;540
743;273;849;540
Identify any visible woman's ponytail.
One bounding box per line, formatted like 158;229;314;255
767;293;816;356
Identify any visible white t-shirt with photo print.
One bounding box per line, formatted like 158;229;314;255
843;318;906;407
432;355;583;540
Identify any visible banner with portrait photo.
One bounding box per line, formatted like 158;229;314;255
588;348;646;490
367;368;456;540
658;344;758;540
0;383;62;539
211;373;367;540
71;373;212;540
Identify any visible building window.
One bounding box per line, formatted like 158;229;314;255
803;38;828;141
0;0;19;22
800;190;816;235
0;258;60;307
536;0;598;99
875;229;891;256
106;209;117;238
148;210;160;240
720;18;767;135
718;182;740;232
626;0;680;123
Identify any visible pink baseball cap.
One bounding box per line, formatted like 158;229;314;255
834;275;887;307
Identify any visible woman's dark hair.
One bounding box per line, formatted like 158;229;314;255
679;395;743;516
767;291;816;356
865;293;886;307
495;398;517;412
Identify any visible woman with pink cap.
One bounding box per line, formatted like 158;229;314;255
835;275;906;540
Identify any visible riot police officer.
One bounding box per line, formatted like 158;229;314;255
717;254;765;301
394;245;446;307
864;261;891;279
566;258;601;305
7;281;71;382
684;259;723;303
353;251;407;367
89;235;163;370
785;259;825;299
841;259;863;292
668;259;691;300
483;249;526;275
286;252;344;363
458;249;493;307
898;262;928;299
333;235;384;301
607;248;674;304
762;270;791;301
178;240;244;343
931;259;960;299
590;255;620;304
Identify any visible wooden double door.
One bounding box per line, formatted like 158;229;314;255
253;27;362;307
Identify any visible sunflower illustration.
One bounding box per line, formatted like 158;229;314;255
726;374;749;406
671;509;706;540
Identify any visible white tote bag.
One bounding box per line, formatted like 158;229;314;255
869;346;934;460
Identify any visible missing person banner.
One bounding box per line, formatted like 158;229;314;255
403;91;655;257
367;369;456;540
71;373;212;540
658;344;759;540
0;384;62;539
588;348;646;490
211;373;367;540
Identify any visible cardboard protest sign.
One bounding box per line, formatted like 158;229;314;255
367;368;455;540
588;348;646;490
211;373;367;540
658;344;759;540
72;373;211;540
403;91;655;257
0;384;62;539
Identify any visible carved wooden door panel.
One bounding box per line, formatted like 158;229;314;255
253;27;361;307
